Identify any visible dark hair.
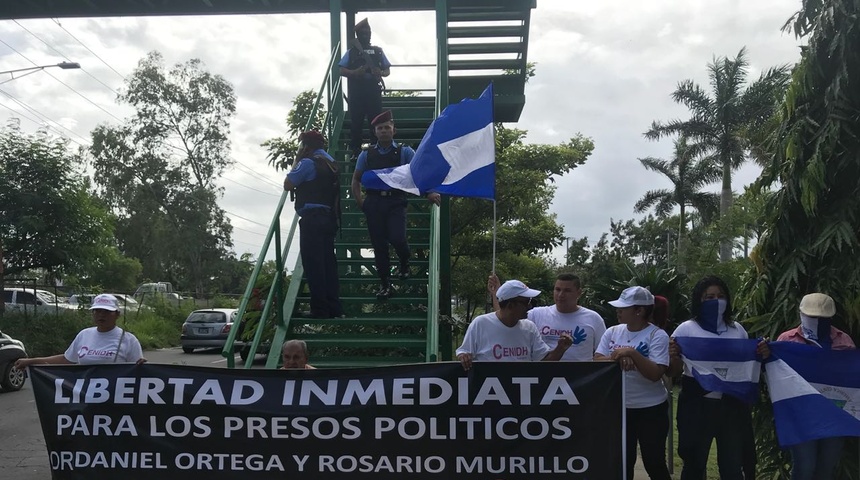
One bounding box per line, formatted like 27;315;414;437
299;130;326;150
556;273;582;289
652;296;669;329
634;304;655;321
690;275;734;325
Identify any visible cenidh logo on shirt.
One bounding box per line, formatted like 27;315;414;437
492;345;529;359
77;346;115;359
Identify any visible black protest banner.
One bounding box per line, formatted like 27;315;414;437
30;362;622;479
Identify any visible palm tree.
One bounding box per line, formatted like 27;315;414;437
646;47;789;262
634;137;721;245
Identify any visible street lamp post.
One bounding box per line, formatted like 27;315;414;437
0;60;80;316
0;61;81;85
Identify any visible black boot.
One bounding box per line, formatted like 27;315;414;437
398;263;411;281
376;284;392;301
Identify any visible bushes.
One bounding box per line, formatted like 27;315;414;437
0;311;91;357
0;306;190;355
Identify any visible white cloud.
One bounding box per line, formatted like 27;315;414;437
0;0;802;266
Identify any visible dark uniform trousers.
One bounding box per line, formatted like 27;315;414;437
349;83;382;155
363;193;409;285
299;209;343;317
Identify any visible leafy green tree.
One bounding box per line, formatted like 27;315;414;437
634;136;721;246
449;126;594;318
72;246;143;293
264;90;327;171
0;121;117;314
89;52;237;294
742;1;860;476
646;48;789;262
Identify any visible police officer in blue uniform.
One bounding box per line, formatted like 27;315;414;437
283;131;343;318
339;18;391;160
351;111;440;300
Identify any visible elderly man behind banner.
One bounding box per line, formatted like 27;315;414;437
280;340;316;370
456;280;573;371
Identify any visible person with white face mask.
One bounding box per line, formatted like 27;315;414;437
668;276;765;480
776;293;855;480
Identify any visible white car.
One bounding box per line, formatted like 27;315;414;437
68;293;143;312
2;288;76;315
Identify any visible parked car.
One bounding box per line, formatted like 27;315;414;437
2;288;76;315
180;309;241;353
0;331;27;392
68;293;143;313
134;282;183;307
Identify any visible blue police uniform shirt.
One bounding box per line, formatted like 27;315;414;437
339;50;392;81
357;142;415;189
286;148;337;216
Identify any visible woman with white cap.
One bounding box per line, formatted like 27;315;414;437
776;292;855;480
15;294;145;367
595;286;671;480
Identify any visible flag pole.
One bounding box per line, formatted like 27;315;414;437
492;199;497;274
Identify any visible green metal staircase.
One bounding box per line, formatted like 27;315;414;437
222;0;535;369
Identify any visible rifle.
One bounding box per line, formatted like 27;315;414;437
348;37;386;93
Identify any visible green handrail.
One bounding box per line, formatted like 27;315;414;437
221;42;342;367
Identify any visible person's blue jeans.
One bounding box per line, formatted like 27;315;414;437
790;437;844;480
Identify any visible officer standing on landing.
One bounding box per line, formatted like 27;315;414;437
351;111;440;300
283;131;343;318
339;18;390;161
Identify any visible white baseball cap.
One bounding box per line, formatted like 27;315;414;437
609;286;655;308
90;294;120;312
496;280;541;302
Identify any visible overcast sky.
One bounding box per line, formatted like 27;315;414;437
0;0;803;266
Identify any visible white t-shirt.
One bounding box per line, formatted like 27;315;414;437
456;312;551;362
596;323;669;408
528;305;607;361
672;318;749;399
64;327;144;364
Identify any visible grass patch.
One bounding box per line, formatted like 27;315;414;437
0;305;192;355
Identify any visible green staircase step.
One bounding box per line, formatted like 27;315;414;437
447;25;525;38
448;42;525;55
336;241;431;249
308;357;425;368
337;277;429;286
301;335;427;348
292;316;426;326
296;296;428;305
447;11;528;22
449;59;524;71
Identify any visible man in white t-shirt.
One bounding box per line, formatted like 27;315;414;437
488;272;606;361
457;280;573;371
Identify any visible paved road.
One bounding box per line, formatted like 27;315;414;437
0;347;245;480
0;348;657;479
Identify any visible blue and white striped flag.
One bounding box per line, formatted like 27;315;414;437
766;342;860;447
675;337;761;403
362;83;495;200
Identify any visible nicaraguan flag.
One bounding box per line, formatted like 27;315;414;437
766;341;860;447
362;83;495;200
675;337;761;403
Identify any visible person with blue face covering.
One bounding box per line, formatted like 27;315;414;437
668;276;765;480
776;293;855;479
